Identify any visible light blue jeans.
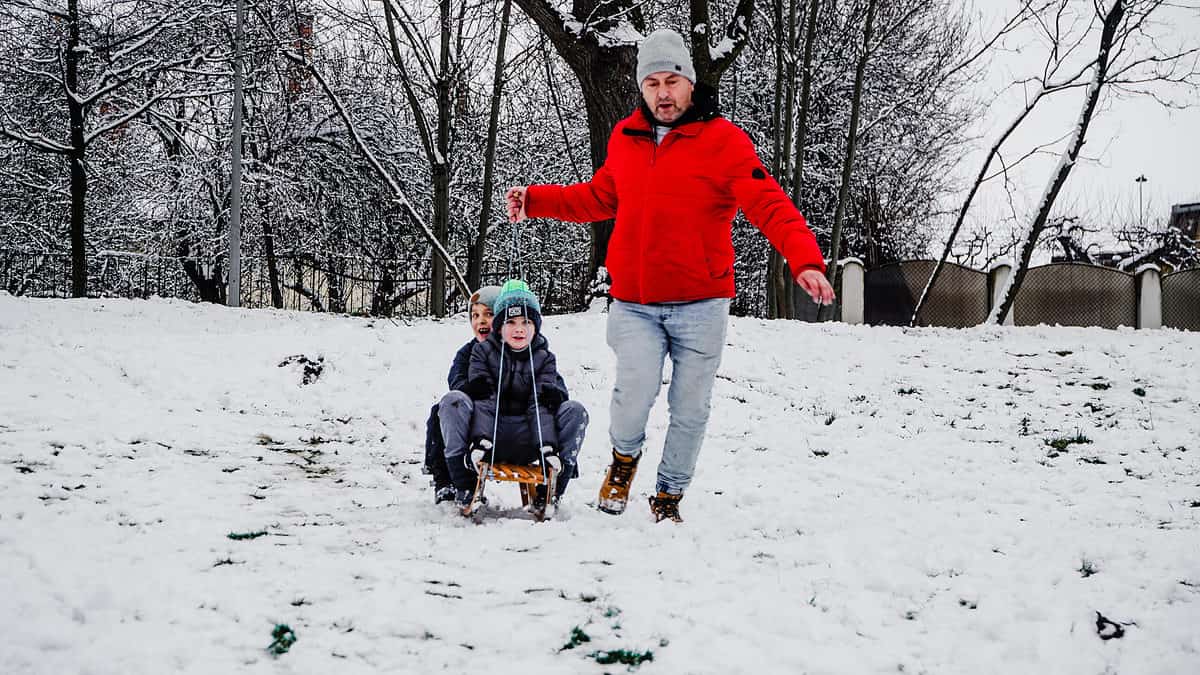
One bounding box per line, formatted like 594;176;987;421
606;297;730;494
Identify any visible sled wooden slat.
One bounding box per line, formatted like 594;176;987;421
486;463;551;484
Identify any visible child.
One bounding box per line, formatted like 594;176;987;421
438;280;588;511
423;285;501;503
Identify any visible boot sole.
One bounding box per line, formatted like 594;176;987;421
597;500;627;515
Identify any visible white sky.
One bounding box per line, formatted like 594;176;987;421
958;0;1200;229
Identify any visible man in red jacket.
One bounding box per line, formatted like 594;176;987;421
505;28;834;522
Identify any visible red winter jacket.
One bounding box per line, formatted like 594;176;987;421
525;97;824;305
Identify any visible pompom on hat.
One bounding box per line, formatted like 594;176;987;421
491;279;543;333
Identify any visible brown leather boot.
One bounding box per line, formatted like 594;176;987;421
648;491;683;523
597;449;640;514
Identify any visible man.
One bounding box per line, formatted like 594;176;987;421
505;28;835;522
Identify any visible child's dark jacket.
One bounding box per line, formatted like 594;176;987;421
463;332;568;451
447;340;475;391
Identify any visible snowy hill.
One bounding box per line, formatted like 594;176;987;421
1;294;1198;674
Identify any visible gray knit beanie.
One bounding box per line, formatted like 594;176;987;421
469;285;501;309
637;29;696;84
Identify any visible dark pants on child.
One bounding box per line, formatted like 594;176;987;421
424;403;452;489
438;390;587;496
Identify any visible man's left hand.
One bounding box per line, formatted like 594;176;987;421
795;269;836;306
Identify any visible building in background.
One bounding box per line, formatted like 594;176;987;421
1170;202;1200;241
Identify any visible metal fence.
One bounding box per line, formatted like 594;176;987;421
853;259;1197;330
1163;268;1200;331
865;261;989;327
0;249;588;317
0;249;205;301
4;249;1196;330
1012;263;1137;329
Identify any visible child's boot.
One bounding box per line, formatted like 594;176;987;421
597;449;640;515
433;484;456;504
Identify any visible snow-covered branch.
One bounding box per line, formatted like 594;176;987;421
280;48;470;300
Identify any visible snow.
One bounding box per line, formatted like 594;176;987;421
709;37;736;61
594;22;644;49
708;16;748;61
553;8;642;46
2;295;1199;674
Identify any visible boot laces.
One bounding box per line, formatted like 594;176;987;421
610;456;635;486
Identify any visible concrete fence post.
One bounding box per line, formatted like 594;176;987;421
989;263;1015;326
1136;264;1162;329
839;257;865;325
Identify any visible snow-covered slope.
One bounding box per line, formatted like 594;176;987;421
1;295;1197;674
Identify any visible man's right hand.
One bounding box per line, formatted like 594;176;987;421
505;186;528;223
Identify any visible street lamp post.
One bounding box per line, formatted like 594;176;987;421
1135;174;1148;229
227;0;246;307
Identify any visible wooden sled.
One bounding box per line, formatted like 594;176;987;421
463;461;557;523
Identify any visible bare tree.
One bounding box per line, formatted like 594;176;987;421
378;0;465;315
512;0;755;280
824;0;878;313
470;0;514;292
990;0;1200;323
278;44;470;302
0;0;221;296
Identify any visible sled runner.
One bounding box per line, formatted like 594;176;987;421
463;459;558;523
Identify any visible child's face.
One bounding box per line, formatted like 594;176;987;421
501;316;535;350
470;303;494;341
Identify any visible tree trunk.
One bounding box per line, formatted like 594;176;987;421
788;0;820;319
430;0;453;317
66;0;87;297
990;0;1125;325
471;0;513;292
767;0;793;319
263;216;283;309
577;52;637;280
181;255;225;303
824;0;877;319
690;0;756;89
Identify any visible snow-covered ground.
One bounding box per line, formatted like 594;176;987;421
1;294;1198;674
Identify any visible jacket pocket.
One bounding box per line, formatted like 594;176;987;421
702;234;734;280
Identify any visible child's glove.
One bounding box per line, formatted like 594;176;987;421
468;438;492;469
462;377;493;400
538;387;565;411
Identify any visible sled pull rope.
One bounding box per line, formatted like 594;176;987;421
508;216;523;280
488;338;503;470
528;338;549;488
491;216;521;470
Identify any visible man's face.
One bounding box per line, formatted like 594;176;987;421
641;72;694;124
469;303;494;341
501;316;535;350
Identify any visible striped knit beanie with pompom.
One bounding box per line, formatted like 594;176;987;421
491;279;542;333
